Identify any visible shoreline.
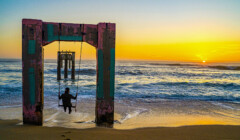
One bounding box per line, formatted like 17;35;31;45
1;99;240;129
1;120;240;140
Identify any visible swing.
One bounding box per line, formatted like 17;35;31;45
57;39;83;112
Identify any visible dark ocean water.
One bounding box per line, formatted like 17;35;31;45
0;59;240;129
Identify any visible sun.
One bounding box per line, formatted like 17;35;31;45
202;60;206;63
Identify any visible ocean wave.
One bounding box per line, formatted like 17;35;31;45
148;63;240;71
46;68;96;75
0;69;21;73
164;71;207;77
116;65;147;69
211;102;240;111
116;92;240;102
121;81;240;92
77;69;96;75
149;81;240;88
208;66;240;71
0;85;22;92
149;63;196;67
0;59;21;63
0;104;21;109
119;108;149;123
117;70;143;75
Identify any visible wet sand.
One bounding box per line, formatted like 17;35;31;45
1;120;240;140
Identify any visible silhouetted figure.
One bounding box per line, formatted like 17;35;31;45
59;87;77;114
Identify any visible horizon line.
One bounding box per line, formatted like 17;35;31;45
0;57;240;63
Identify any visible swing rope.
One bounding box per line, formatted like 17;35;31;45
76;41;83;94
76;24;84;97
74;24;84;112
75;40;83;112
58;26;61;107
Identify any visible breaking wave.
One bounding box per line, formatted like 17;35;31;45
208;66;240;71
148;63;240;71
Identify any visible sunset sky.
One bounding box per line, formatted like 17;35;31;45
0;0;240;62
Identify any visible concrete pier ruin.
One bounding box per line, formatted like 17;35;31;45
22;19;115;127
57;51;75;80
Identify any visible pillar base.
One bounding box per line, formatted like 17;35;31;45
96;100;114;127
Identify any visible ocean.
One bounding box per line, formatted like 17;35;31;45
0;59;240;129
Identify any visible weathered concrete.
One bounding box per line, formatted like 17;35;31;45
22;19;43;125
96;23;115;127
22;19;115;127
71;52;75;80
57;52;61;80
57;51;75;80
64;57;68;78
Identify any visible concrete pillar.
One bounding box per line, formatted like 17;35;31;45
57;51;61;80
71;52;75;80
69;59;71;69
64;56;68;79
96;23;115;127
22;19;43;125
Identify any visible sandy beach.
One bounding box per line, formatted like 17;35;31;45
1;120;240;140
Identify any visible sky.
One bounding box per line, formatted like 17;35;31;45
0;0;240;62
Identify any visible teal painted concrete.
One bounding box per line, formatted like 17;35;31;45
28;40;36;54
110;48;115;98
47;24;82;42
28;67;35;105
47;24;57;42
59;36;82;41
97;49;104;98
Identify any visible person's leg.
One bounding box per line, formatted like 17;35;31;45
64;106;67;112
68;106;72;114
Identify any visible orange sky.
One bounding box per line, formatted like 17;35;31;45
0;0;240;63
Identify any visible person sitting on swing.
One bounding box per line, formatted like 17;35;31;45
59;87;77;114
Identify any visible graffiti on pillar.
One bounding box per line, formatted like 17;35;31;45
96;100;114;127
